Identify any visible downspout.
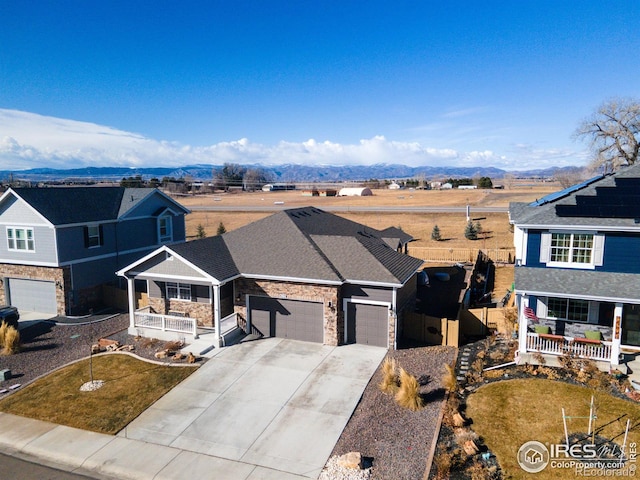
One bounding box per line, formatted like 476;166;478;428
392;288;397;350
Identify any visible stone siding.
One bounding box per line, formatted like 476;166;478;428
148;297;215;327
0;263;69;316
235;278;341;346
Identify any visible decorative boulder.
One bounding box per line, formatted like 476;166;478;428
337;452;363;470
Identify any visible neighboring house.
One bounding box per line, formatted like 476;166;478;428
0;187;189;316
388;182;401;190
509;164;640;368
118;207;424;349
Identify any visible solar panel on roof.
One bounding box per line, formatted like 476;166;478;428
528;175;604;206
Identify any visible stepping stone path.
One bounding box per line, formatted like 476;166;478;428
457;346;474;383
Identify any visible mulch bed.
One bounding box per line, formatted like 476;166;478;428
330;345;456;480
0;314;198;394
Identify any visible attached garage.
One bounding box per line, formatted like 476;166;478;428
7;278;57;315
249;296;324;343
346;302;389;348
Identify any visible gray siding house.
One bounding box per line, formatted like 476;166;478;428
118;207;423;349
0;187;189;315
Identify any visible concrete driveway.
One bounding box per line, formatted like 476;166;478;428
120;338;386;479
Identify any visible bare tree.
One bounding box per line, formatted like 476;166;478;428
575;98;640;174
502;172;516;190
554;168;589;189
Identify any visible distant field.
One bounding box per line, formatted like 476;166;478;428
177;185;554;250
177;184;560;210
175;186;552;300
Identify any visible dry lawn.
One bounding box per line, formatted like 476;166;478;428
0;354;195;434
466;378;640;479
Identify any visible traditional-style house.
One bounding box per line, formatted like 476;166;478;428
510;164;640;369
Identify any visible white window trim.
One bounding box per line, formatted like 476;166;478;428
540;231;603;270
158;215;173;242
166;281;191;301
6;226;35;252
87;224;101;249
537;297;598;324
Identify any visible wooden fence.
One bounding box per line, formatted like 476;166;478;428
408;247;515;264
403;312;460;347
403;306;510;347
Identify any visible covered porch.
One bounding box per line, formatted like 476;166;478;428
116;246;240;348
517;294;640;368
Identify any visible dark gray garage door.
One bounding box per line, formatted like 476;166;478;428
249;296;324;343
7;278;57;314
346;302;389;348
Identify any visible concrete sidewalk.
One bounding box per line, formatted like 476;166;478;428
0;412;305;480
0;338;386;480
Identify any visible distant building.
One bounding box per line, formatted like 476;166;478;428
262;183;296;192
338;187;373;197
388;182;401;190
441;183;453;189
458;185;478;190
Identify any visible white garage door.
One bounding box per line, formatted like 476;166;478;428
7;278;58;315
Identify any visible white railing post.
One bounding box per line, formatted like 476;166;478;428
127;277;136;331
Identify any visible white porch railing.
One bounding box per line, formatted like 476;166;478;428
134;310;198;338
526;333;612;362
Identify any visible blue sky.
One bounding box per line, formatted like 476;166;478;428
1;1;639;171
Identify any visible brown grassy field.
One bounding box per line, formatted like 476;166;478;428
179;185;555;248
176;185;556;298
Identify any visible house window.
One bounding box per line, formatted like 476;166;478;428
166;282;191;301
85;225;103;248
7;227;35;252
547;297;589;322
550;233;593;264
541;231;603;268
158;215;172;242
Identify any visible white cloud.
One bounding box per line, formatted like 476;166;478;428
0;108;586;171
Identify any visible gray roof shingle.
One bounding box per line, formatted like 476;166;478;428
11;187;165;225
515;266;640;303
170;235;240;282
171;207;423;286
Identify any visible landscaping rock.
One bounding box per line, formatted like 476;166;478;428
337;452;363;470
186;352;196;363
463;439;479;455
452;412;466;427
320;455;371;480
154;350;168;359
172;352;185;361
98;338;120;348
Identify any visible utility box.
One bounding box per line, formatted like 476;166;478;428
0;369;11;381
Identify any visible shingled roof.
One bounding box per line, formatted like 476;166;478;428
509;163;640;229
7;187;183;225
171;207;424;286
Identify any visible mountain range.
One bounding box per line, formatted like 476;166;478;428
0;164;585;184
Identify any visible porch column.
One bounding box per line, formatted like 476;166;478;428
213;285;221;348
517;294;528;355
610;303;623;366
126;277;136;331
